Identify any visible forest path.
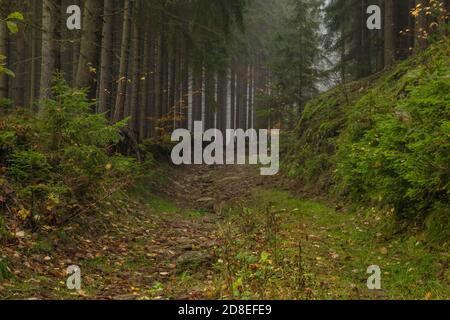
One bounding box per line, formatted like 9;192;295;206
2;165;447;300
0;164;265;300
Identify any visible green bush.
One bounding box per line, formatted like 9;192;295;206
0;258;12;281
1;75;138;226
283;41;450;238
337;46;450;218
7;150;51;183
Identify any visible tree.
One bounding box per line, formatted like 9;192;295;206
40;0;58;101
97;0;114;116
384;0;396;67
113;0;131;123
0;14;8;100
75;0;100;92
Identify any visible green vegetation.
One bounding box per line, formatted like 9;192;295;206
1;76;137;228
214;188;449;300
0;258;12;281
284;41;450;242
0;0;448;301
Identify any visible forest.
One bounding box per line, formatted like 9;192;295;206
0;0;449;301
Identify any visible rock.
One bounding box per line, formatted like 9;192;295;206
176;251;212;273
220;176;240;183
195;197;216;211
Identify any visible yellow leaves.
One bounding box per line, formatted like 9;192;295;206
424;292;433;300
429;22;439;28
46;193;60;211
105;163;113;171
15;230;25;238
18;208;31;221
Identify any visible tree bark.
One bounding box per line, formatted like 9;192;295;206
181;40;189;130
75;0;100;93
98;0;114;116
113;0;131;123
39;0;58;101
384;0;396;67
128;9;141;135
0;17;8;100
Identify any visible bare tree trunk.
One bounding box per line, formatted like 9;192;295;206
218;70;228;132
384;0;396;67
154;31;163;133
40;0;58;101
174;43;182;130
230;66;236;130
181;40;189;130
28;0;39;107
139;29;150;140
235;65;242;130
75;0;100;93
169;45;176;129
204;67;215;130
0;18;8;100
192;63;203;129
13;24;26;107
113;0;131;122
98;0;114;116
128;10;141;135
146;33;156;137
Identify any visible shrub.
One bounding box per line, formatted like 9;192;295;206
337;51;450;219
283;41;450;232
1;75;138;226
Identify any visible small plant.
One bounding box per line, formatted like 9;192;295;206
1;75;139;227
0;258;12;281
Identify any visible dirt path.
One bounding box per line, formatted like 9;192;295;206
3;165;447;300
0;165;264;300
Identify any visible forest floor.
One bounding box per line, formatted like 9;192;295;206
0;165;448;300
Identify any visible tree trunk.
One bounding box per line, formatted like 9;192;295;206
192;63;203;129
139;29;150;140
230;66;236;130
28;0;39;107
128;10;141;135
40;0;58;101
204;67;215;130
0;17;8;100
113;0;131;123
75;0;100;93
181;41;189;130
98;0;114;116
218;70;228;132
384;0;396;67
146;33;156;137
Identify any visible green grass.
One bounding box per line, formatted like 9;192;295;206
214;188;449;300
0;258;12;281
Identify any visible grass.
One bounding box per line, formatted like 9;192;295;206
1;175;447;300
214;188;449;300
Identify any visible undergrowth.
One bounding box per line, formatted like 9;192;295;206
283;40;450;243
